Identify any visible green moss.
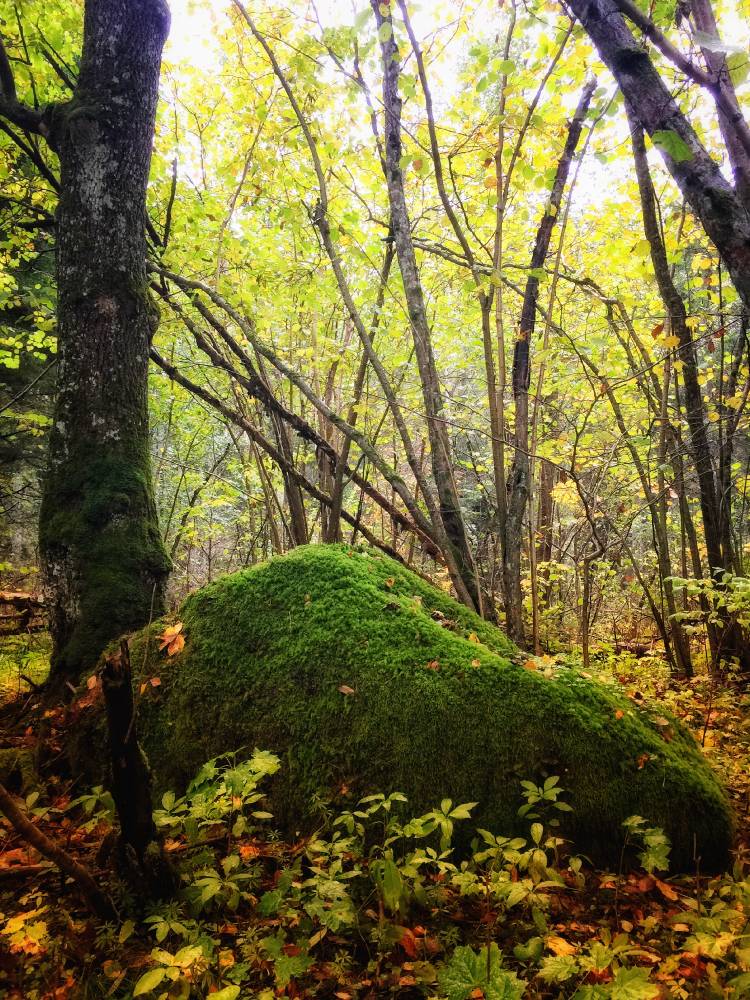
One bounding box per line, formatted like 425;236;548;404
40;450;170;680
127;544;731;870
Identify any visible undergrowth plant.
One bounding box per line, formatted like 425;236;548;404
46;753;737;1000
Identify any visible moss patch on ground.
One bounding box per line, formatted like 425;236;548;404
125;544;732;869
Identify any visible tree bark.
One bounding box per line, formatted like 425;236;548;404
37;0;171;687
371;0;480;612
503;79;595;646
628;111;748;670
101;639;175;898
689;0;750;205
565;0;750;314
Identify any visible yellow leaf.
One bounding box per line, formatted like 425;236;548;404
547;935;576;956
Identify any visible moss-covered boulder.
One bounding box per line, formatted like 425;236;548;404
127;544;731;869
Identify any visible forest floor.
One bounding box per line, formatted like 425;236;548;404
0;638;749;999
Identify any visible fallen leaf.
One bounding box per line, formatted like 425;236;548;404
338;684;355;696
159;622;184;656
656;879;678;901
400;928;418;958
547;935;576;956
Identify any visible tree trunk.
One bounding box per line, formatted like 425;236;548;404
628;111;748;669
504;79;595;646
371;0;480;612
689;0;750;206
565;0;750;314
39;0;171;687
101;639;175;898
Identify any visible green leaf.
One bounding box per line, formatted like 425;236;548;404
438;944;524;1000
133;967;167;996
377;21;393;42
727;52;750;87
380;858;403;912
609;967;660;999
651;130;693;163
118;919;135;944
211;988;241;1000
449;802;477;820
539;954;579;983
273;952;313;988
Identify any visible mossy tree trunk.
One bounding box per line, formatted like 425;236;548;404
38;0;172;687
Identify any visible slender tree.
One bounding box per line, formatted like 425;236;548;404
503;80;595;646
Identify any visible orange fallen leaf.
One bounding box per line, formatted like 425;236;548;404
400;927;418;958
338;684;355;696
159;622;184;656
656;879;678;901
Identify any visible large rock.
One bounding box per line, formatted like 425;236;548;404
126;544;731;869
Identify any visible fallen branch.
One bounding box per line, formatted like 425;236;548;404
0;781;116;920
